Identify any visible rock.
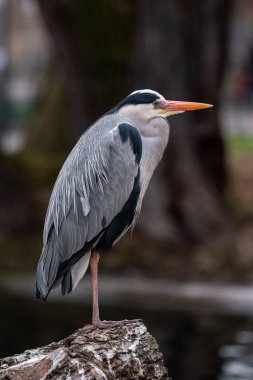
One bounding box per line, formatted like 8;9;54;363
0;321;170;379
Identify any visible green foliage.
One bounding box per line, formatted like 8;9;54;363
225;134;253;153
26;68;73;155
8;149;65;188
0;234;42;275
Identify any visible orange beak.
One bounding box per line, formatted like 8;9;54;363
157;100;213;113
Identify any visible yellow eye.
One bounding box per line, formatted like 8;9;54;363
152;100;159;108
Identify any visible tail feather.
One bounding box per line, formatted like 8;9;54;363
71;251;91;290
36;246;60;300
36;234;91;300
62;271;73;295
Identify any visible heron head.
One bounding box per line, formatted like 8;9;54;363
117;89;213;122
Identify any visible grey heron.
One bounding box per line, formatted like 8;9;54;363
36;89;212;328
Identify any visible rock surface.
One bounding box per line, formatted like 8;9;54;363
0;321;170;379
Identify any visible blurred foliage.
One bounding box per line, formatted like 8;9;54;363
0;234;41;276
225;134;253;153
0;0;243;254
26;68;73;155
9;150;62;188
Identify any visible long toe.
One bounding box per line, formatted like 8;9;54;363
90;319;143;330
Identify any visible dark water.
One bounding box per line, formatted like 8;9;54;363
1;290;253;380
218;330;253;380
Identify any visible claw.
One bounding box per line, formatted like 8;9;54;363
96;318;142;329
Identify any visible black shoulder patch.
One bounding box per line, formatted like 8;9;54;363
118;123;142;164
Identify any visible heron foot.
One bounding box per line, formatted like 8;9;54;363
84;318;142;331
95;318;142;329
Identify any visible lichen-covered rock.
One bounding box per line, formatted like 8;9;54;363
0;322;170;380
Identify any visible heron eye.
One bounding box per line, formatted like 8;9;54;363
152;100;159;108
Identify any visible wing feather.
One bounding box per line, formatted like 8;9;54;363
36;117;142;299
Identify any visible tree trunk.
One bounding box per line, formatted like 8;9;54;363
0;322;170;380
37;0;233;244
38;0;134;140
131;0;233;242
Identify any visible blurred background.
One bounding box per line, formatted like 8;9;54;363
1;0;253;379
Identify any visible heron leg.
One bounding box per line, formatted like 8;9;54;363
89;250;142;329
90;251;100;325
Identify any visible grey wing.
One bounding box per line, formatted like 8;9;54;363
36;120;142;299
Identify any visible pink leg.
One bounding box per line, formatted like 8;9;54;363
89;250;142;329
90;251;100;325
